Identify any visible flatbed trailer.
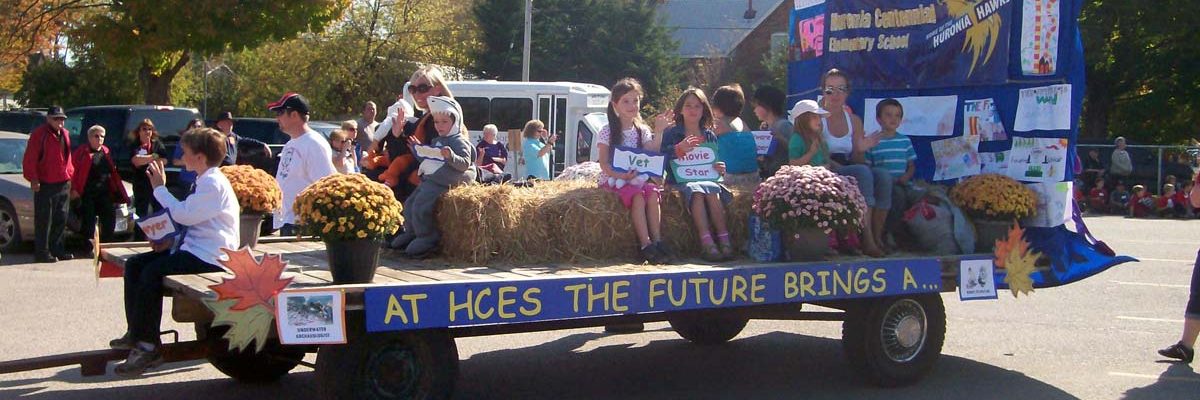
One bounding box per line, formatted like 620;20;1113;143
0;238;998;399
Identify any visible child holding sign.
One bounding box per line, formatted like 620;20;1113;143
658;88;733;261
112;128;240;376
597;78;669;263
391;96;477;258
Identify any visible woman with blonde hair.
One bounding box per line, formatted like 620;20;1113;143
522;120;556;180
373;66;457;201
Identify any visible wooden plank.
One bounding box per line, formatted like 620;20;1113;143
394;266;468;282
164;274;219;299
374;267;436;283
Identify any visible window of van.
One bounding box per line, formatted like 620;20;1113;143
490;98;533;132
128;109;200;143
458;97;490;131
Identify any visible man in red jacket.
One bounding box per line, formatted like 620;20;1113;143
22;106;75;263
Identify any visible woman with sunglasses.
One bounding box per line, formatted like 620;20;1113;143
127;119;168;230
373;66;455;204
816;69;891;257
70;125;129;243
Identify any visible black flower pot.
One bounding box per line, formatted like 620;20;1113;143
325;239;382;284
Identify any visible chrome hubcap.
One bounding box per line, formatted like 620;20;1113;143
880;299;927;363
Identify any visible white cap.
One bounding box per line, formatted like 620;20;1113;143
788;99;830;120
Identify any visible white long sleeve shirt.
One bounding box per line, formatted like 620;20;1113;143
274;129;336;229
153;167;240;267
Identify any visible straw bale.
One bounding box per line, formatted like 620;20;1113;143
436;180;757;264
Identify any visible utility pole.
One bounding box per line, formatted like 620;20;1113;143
522;0;532;81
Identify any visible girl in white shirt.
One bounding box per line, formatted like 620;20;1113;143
112;128;240;377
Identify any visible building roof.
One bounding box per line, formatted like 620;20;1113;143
656;0;787;58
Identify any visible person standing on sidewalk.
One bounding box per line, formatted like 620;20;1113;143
270;92;336;236
21;106;74;263
1158;173;1200;363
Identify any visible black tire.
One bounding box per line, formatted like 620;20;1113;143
842;294;946;387
669;310;750;345
200;324;306;383
316;329;458;400
0;199;21;252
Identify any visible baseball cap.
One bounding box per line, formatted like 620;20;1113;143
47;106;66;119
788;99;829;119
216;111;234;122
267;92;310;115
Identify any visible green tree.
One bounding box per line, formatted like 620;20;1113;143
1080;0;1200;144
471;0;682;103
16;49;140;108
73;0;349;105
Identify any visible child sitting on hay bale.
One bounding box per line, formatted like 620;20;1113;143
597;78;670;263
657;87;735;261
390;96;477;258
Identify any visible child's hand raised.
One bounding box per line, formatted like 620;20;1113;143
407;135;423;146
653;110;675;134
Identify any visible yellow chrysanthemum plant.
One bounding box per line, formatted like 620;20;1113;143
949;174;1039;222
293;174;404;242
220;165;282;215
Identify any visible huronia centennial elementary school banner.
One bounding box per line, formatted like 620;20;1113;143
786;0;1137;290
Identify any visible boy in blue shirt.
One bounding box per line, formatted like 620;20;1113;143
859;99;916;250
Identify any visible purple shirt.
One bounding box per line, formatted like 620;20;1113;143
476;140;508;170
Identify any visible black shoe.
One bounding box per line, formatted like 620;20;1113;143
1158;342;1194;363
109;333;134;350
34;253;57;263
53;252;74;261
639;244;662;264
653;241;676;264
114;344;164;377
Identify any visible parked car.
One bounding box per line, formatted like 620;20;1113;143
0;131;136;252
0;109;47;134
63;105;202;178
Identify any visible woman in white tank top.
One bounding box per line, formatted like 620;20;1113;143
817;69;895;257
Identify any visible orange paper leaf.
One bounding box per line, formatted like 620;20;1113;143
992;222;1023;269
209;248;293;311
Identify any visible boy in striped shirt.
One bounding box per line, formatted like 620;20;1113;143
864;99;916;249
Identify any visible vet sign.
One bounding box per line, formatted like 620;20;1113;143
612;147;665;178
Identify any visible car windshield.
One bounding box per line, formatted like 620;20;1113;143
0;138;27;174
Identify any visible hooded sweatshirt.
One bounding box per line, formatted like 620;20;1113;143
422;96;477;187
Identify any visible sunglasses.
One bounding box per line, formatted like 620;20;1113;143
409;84;434;94
823;85;849;95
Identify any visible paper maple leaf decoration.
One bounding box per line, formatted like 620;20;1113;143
993;223;1039;297
204;248;293;353
204;298;274;353
210;248;293;311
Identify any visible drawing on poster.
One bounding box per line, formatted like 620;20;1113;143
1007;137;1068;182
1014;84;1072;132
276;290;347;345
1021;0;1060;76
1023;180;1072;228
981;151;1010;175
864;96;958;137
959;259;998;301
964;99;1008;141
931;135;981;181
793;14;825;61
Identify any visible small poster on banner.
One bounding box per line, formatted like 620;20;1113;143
864;96;958;137
959;259;998;301
794;13;825;61
963;99;1008;141
1021;0;1060;76
931;135;981;181
612;146;666;178
1007;137;1069;182
136;210;179;244
276;290;347;345
1014;85;1072;132
1023;180;1073;228
671;143;721;183
752;131;776;155
981;151;1010;175
413;145;445;161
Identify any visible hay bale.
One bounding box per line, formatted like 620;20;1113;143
436;180;757;264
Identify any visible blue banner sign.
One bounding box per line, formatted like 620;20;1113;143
364;259;943;332
824;0;1014;89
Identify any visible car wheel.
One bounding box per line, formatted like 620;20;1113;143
0;199;22;252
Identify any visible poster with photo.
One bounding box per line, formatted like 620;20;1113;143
1023;180;1073;228
1014;84;1072;132
1021;0;1060;76
1007;137;1069;182
864;96;958;137
931;135;981;181
964;98;1008;141
959;259;998;301
276;290;347;345
980;151;1010;175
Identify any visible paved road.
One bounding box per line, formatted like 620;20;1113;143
0;215;1198;399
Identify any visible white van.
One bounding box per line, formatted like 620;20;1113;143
445;81;609;179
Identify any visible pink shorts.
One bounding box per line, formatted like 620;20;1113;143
604;182;662;208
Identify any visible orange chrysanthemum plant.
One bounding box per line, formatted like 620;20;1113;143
220;165;282;215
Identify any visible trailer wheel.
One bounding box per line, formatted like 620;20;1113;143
669;310;750;345
316;330;458;400
201;325;306;383
841;294;945;387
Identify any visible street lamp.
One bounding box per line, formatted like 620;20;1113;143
202;61;233;118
